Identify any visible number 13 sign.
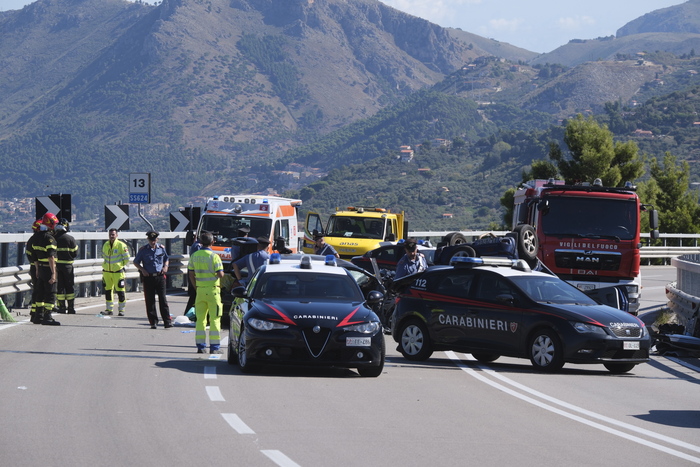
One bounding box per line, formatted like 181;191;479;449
129;173;151;204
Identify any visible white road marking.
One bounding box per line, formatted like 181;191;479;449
206;386;225;402
446;351;700;464
204;366;217;379
261;450;301;467
222;413;255;434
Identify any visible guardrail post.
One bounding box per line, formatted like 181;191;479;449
1;242;7;268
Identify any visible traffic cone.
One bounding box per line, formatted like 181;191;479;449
0;297;16;322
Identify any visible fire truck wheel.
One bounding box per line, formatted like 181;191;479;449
443;232;468;246
513;224;538;261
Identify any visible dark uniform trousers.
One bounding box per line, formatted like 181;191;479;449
142;273;171;326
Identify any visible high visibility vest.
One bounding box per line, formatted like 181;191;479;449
189;248;223;288
102;240;130;272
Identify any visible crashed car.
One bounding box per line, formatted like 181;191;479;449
228;254;386;377
392;257;651;373
350;241;435;272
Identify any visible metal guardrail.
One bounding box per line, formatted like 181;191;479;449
0;255;188;299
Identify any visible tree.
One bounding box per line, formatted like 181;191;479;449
548;114;644;186
640;152;700;235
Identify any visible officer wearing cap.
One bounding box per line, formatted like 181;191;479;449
233;236;270;285
54;218;78;314
230;225;250;262
313;232;339;258
134;231;171;329
394;237;428;280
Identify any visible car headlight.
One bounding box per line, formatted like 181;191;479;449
247;318;289;331
342;321;381;334
571;321;607;335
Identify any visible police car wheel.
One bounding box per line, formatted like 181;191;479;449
238;328;258;373
358;336;385;377
528;329;564;372
603;363;636;374
227;336;237;365
398;320;433;361
472;353;500;363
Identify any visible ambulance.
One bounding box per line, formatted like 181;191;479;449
196;195;302;267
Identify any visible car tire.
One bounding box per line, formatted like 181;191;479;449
513;224;538;261
528;328;564;372
448;245;476;264
227;332;237;365
603;362;636;374
398;319;433;361
443;232;468;246
358;336;385;377
237;327;258;373
472;353;500;363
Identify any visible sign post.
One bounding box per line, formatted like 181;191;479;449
129;173;150;204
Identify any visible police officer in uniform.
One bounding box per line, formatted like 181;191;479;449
54;218;78;314
133;231;171;329
33;213;61;326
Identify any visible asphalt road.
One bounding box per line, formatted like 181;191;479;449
1;266;698;466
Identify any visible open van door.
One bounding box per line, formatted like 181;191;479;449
303;212;325;254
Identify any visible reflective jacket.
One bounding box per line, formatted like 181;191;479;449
55;231;78;265
102;240;130;272
188;248;223;287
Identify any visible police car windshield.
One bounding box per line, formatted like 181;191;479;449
509;276;598;305
257;272;364;301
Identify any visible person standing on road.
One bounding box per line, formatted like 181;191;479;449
54;218;78;314
232;237;270;285
313;232;339;258
26;219;43;323
394;238;428;280
101;228;130;316
133;231;171;329
183;231;203;316
188;231;225;354
32;213;61;326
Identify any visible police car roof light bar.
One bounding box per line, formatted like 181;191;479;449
269;253;281;264
324;255;337;266
300;256;312;269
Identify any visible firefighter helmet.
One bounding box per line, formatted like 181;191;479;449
32;219;42;232
42;212;59;228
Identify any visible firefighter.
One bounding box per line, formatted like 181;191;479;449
101;228;130;316
54;218;78;314
32;213;60;326
26;219;43;324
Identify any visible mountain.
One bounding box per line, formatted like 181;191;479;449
532;0;700;67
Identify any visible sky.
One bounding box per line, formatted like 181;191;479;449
0;0;689;53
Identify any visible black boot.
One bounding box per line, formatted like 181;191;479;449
57;300;67;314
41;309;61;326
31;307;43;324
67;299;76;314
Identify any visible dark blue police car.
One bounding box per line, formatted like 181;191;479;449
391;257;650;373
228;254;386;377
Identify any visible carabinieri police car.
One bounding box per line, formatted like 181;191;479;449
228;254;386;377
391;257;651;373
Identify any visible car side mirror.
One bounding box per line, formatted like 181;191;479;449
231;286;248;299
366;290;384;305
496;294;515;306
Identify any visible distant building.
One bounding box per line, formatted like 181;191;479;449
632;129;653;137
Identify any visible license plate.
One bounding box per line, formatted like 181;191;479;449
577;284;595;291
346;337;371;347
623;341;640;350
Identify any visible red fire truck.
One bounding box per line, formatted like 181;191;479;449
512;179;659;314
